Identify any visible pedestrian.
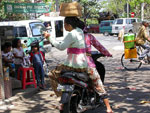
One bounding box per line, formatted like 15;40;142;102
12;38;25;79
77;20;113;113
118;28;125;42
135;21;150;62
30;44;46;89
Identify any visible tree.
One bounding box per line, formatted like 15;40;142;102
0;0;29;21
129;0;150;19
102;0;150;19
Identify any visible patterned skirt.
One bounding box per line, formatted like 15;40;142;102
49;64;87;97
49;64;107;98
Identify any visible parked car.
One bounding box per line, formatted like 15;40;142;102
112;18;141;35
88;24;99;33
99;20;114;36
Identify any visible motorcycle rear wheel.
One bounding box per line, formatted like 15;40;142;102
60;91;81;113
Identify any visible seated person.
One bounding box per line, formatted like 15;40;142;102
2;42;15;76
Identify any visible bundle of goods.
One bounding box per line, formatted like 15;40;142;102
59;1;82;17
123;34;137;59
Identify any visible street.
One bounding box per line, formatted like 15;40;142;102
1;34;150;113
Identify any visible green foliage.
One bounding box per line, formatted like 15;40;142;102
0;0;29;21
102;0;150;19
86;18;99;25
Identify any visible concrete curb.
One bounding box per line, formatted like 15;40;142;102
0;88;39;106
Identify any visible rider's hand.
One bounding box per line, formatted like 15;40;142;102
107;54;112;57
44;31;50;39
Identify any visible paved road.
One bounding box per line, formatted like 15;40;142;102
1;34;150;113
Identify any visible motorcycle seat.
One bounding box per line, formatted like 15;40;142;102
61;71;89;82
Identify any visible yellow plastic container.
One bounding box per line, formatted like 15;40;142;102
124;48;137;59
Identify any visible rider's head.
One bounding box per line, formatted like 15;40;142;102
64;17;80;31
77;20;85;30
77;20;89;33
142;21;149;27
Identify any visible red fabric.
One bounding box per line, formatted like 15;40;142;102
67;48;86;54
30;51;45;62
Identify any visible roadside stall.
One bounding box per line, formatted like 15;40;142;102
0;2;51;100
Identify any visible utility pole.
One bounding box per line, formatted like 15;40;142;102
141;3;144;21
127;0;129;18
56;0;59;12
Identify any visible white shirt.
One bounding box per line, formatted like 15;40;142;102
13;47;24;64
2;51;14;61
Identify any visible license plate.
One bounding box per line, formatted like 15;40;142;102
57;84;74;92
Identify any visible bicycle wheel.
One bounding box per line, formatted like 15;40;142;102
121;53;142;71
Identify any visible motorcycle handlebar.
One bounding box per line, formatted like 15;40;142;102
27;37;45;47
91;51;105;60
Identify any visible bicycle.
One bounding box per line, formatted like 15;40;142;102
121;45;150;70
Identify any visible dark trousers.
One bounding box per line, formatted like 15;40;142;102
15;64;22;79
33;62;45;85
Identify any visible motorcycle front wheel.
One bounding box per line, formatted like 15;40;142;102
60;90;81;113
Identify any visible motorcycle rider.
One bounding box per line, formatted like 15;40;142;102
44;17;113;113
136;21;150;62
44;16;89;109
77;20;113;113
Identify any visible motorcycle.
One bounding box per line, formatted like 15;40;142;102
57;51;105;113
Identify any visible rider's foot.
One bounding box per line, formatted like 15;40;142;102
107;108;113;113
139;59;145;64
138;57;145;63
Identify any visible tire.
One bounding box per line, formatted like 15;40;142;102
121;53;142;71
109;33;114;36
103;32;109;36
61;91;81;113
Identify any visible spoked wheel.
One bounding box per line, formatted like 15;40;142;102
61;91;81;113
121;53;142;71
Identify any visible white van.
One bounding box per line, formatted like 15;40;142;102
37;15;67;41
0;20;51;52
112;18;141;35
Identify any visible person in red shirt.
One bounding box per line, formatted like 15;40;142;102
30;44;45;89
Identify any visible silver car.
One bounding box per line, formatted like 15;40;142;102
112;18;141;35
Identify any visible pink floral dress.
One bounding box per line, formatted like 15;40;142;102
85;33;112;68
84;33;112;97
